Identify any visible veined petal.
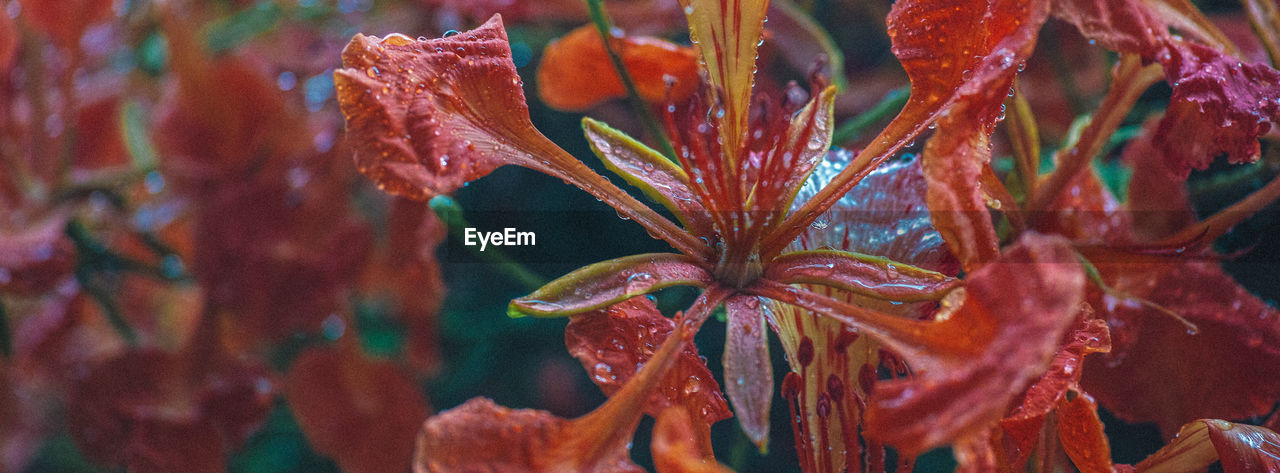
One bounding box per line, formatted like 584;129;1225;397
583;118;713;237
765;0;1050;257
336;16;707;257
335;16;556;199
508;253;712;317
1056;392;1118;473
766;249;957;302
723;294;772;451
537;25;699;111
678;0;771;160
771;85;838;219
564;296;731;450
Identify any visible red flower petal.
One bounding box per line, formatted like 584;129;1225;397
417;310;704;473
0;13;16;74
1000;317;1111;469
285;345;429;473
1154;39;1280;176
0;214;74;295
564;296;730;446
652;407;737;473
1056;392;1117;473
768;0;1050;256
1135;420;1280;473
723;293;772;450
766;249;958;302
537;25;698;111
1082;260;1280;436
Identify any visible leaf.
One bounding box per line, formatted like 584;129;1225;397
509;253;711;317
285;345;429;473
1136;420;1280;473
583;118;713;237
536;24;699;111
652;407;737;473
723;293;773;451
1153;39;1280;176
564;296;731;449
766;249;958;302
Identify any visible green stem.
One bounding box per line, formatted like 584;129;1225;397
429;196;547;290
584;0;679;162
831;86;908;146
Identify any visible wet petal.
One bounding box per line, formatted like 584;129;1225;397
1000;317;1111;469
766;0;1050;256
285;345;429;473
335;16;553;199
678;0;770;157
416;316;694;473
766;249;958;302
336;16;706;257
1153;39;1280;176
756;232;1084;454
537;25;699;111
1135;420;1280;473
564;296;730;446
0;214;74;295
509;253;712;317
652;407;737;473
1056;392;1118;473
723;293;773;450
583;118;713;237
1082;260;1280;437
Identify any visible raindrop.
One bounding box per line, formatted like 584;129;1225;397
443;29;460;37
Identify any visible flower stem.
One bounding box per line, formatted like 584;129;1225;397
584;0;679;162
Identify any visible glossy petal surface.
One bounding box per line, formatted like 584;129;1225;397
723;293;772;450
509;253;711;317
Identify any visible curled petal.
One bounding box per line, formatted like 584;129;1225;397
1136;420;1280;473
336;16;553;199
583;119;713;237
1056;392;1119;473
1154;39;1280;176
766;249;957;302
509;253;711;318
652;407;737;473
564;296;730;448
537;25;699;111
416;313;696;473
336;16;706;257
723;294;773;450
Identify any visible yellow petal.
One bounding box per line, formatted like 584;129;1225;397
679;0;770;163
